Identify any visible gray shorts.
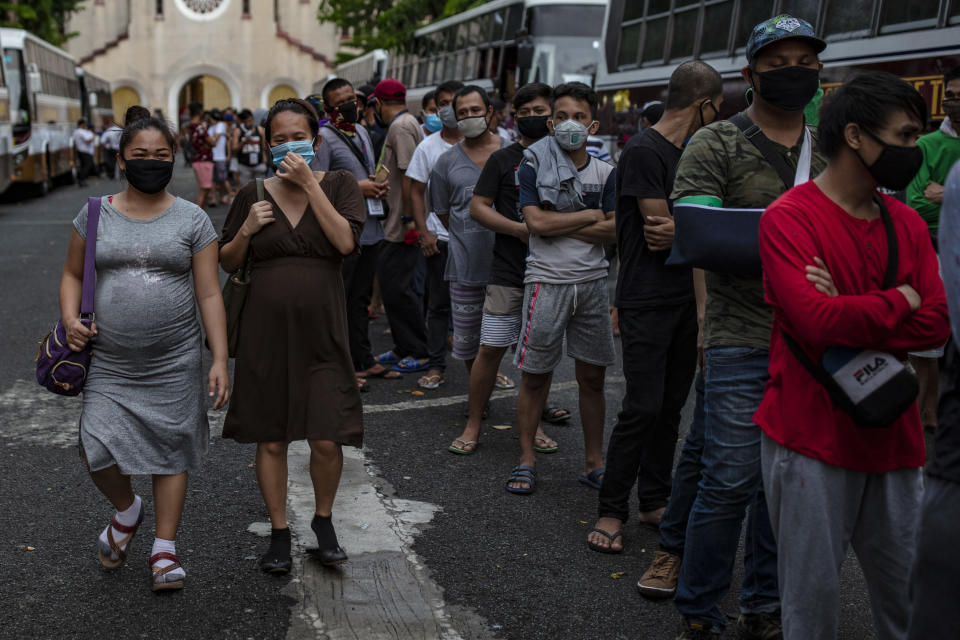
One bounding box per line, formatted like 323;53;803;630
513;278;615;374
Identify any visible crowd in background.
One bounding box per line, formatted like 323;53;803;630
55;10;960;639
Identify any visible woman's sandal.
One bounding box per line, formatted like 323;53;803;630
97;507;144;569
494;373;515;389
150;552;185;592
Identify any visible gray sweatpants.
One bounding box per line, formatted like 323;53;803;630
761;433;923;640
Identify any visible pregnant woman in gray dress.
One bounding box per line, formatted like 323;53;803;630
59;115;230;592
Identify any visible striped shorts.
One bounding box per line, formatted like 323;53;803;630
450;283;486;360
480;284;524;348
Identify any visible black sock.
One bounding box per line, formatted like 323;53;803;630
311;515;340;550
266;527;291;559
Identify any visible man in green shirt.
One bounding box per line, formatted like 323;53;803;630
904;66;960;431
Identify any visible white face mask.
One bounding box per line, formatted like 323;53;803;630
438;105;458;129
552;118;593;150
457;115;489;139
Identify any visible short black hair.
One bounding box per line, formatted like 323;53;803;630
946;66;960;86
421;90;437;110
642;102;664;124
322;77;353;105
453;85;491;113
436;80;465;99
119;116;178;157
264;98;320;142
665;61;723;110
513;82;553;112
553;82;598;117
818;71;929;158
124;105;151;126
209;109;223;121
188;101;203;117
239;108;253;120
490;96;506;112
76;118;86;127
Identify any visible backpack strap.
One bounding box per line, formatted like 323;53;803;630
730;113;798;192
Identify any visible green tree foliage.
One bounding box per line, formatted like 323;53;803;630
319;0;486;63
0;0;84;47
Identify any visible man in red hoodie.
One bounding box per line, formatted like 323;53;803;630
757;71;950;640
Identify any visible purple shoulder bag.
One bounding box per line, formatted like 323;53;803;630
36;196;101;396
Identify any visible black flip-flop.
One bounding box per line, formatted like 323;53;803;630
542;406;572;424
588;528;623;554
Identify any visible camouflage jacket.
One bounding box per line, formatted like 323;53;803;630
671;116;827;351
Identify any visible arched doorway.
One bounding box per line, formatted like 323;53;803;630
177;74;232;116
267;84;297;106
112;86;141;122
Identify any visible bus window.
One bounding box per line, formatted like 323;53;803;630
735;1;777;50
643;16;667;64
619;24;640;68
4;49;30;142
880;0;940;34
824;0;873;39
505;4;523;40
527;5;604;38
701;0;735;56
780;0;820;25
669;4;700;61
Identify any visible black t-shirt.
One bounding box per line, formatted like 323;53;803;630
615;128;693;308
474;142;527;288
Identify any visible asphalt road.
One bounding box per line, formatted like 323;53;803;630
0;167;881;639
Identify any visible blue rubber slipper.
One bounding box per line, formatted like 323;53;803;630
374;350;401;366
506;465;537;495
578;467;605;490
392;356;429;373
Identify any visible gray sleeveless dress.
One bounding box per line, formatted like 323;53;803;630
73;196;218;475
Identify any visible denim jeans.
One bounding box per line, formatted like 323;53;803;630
659;369;705;557
674;346;780;632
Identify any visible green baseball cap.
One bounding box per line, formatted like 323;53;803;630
746;14;826;63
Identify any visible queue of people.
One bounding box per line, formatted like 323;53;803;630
52;11;960;640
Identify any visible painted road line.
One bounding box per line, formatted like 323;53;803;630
280;443;489;640
361;375;626;414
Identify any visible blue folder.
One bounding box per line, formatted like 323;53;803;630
665;203;765;276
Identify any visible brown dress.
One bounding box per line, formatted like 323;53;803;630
220;171;366;446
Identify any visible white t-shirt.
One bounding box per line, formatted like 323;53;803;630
406;131;458;243
73;128;96;155
211;122;228;161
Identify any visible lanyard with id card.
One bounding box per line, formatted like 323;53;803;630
325;123;386;218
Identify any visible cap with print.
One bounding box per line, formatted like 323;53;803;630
746;14;826;63
374;78;407;102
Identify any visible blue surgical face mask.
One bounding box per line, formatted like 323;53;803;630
270;138;315;169
424;113;443;133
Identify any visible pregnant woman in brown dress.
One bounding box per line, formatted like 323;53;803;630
219;99;365;573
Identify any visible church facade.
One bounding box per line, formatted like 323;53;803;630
65;0;342;122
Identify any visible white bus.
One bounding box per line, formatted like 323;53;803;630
385;0;607;111
0;30;13;196
1;27;81;195
596;0;960;134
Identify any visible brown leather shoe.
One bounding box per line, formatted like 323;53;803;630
637;550;682;599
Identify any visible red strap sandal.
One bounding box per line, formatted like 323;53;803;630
150;552;185;592
97;509;143;569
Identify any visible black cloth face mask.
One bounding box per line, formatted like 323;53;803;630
857;129;924;191
123;158;174;194
516;115;551;140
752;66;820;112
338;101;360;124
